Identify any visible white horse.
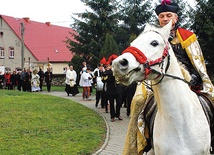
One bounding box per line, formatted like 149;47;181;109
112;21;211;155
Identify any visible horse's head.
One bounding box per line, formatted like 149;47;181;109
112;21;172;85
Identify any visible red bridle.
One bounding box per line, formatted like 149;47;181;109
122;44;169;78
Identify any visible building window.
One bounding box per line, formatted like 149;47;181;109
9;46;14;59
0;47;4;59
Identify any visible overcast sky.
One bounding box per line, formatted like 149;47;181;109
1;0;87;27
1;0;196;28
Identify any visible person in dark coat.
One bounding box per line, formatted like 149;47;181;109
93;63;105;108
44;68;53;92
102;55;123;122
10;71;17;90
16;71;22;91
38;68;44;91
21;69;27;91
101;66;109;113
25;69;32;92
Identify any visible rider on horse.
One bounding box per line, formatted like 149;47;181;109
123;0;214;154
155;0;214;99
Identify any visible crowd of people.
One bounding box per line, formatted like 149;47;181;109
0;68;53;92
65;59;137;122
2;0;211;127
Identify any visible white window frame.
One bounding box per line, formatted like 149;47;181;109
9;47;14;59
0;47;4;59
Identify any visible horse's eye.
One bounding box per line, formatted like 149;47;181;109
150;40;159;47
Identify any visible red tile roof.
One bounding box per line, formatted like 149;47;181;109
1;14;77;62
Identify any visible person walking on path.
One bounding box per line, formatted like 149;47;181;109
65;65;79;96
93;63;105;108
102;54;123;122
79;67;93;100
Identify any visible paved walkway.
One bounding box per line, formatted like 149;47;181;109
41;91;130;155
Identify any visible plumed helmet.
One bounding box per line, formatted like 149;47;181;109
107;54;118;65
105;54;118;65
155;0;180;15
100;57;107;65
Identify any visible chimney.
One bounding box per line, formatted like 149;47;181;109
45;22;51;26
23;17;30;23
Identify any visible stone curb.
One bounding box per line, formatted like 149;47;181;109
92;109;110;155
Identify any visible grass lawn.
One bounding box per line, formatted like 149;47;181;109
0;90;106;155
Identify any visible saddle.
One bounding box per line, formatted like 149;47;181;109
143;93;214;154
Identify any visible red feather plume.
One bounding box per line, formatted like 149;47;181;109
100;57;107;65
107;54;118;63
161;0;171;5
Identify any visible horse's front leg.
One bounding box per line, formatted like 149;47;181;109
143;149;154;155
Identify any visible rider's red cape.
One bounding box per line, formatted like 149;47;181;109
176;28;197;49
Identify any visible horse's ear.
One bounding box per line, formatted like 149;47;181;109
161;20;172;40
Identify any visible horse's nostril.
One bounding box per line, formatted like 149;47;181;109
119;59;128;67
